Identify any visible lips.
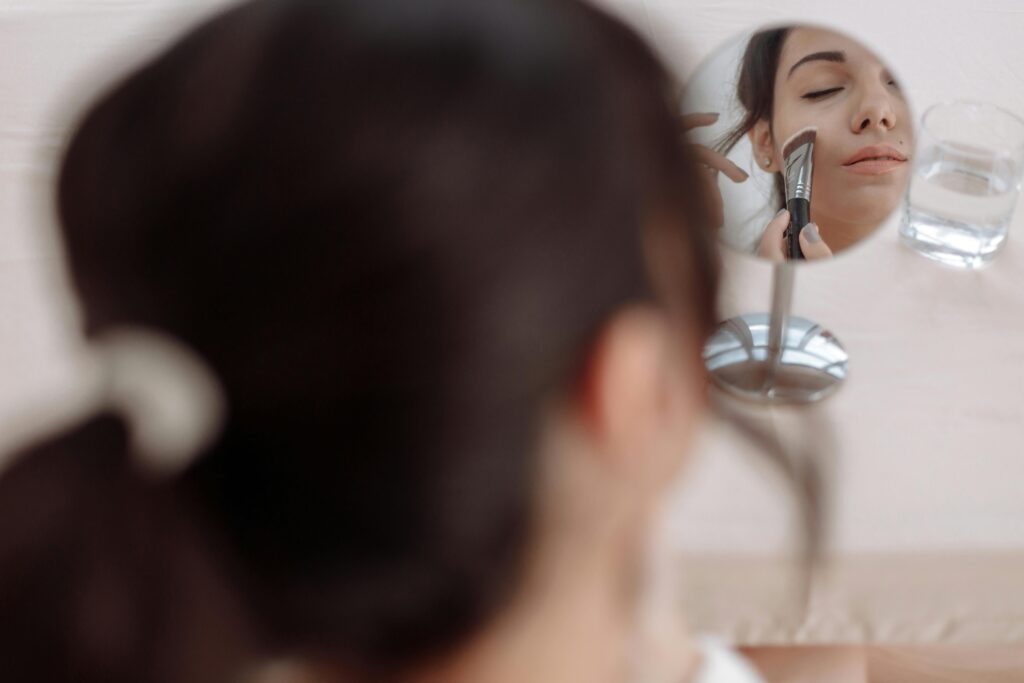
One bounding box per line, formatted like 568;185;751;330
842;144;907;175
842;145;907;166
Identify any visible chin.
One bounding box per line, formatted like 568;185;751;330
830;185;905;225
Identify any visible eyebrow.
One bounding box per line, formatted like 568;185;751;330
786;50;846;80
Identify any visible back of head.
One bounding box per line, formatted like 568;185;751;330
5;0;718;678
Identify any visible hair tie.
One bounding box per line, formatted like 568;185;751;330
93;327;226;477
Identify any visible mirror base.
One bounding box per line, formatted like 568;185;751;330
703;313;847;404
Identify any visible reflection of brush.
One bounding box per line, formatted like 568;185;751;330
781;126;817;260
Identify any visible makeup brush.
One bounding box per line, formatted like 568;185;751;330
781;126;817;260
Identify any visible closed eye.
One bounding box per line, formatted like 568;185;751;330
802;87;843;100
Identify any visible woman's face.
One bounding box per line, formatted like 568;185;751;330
755;27;913;247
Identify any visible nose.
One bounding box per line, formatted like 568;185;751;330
850;79;897;133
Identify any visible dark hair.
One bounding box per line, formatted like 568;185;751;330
0;415;252;683
716;27;792;210
0;0;718;680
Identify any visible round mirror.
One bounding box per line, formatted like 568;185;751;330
683;24;914;263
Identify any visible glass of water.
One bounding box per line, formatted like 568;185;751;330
899;100;1024;268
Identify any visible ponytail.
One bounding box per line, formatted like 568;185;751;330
0;413;251;683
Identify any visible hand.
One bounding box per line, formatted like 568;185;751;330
681;112;749;229
756;209;833;262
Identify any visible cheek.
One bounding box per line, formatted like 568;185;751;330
896;101;914;134
772;105;845;160
900;125;915;156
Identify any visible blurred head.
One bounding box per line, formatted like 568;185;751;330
721;26;912;251
52;0;718;678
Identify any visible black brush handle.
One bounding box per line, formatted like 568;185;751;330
785;197;810;260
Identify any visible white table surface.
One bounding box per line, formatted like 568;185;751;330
2;0;1024;646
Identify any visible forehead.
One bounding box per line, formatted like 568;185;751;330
778;27;885;78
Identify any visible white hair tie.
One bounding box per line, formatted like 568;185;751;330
94;327;226;477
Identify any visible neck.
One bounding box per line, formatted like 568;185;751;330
413;531;635;683
412;502;700;683
278;548;641;683
275;418;702;683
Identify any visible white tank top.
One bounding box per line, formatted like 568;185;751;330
692;638;766;683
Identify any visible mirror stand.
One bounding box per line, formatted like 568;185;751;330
703;264;848;404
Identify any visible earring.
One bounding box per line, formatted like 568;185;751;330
763;157;772;168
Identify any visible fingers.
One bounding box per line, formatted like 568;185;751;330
697;167;724;229
692;145;749;183
680;112;749;184
756;209;790;262
680;112;719;132
757;214;833;262
798;223;833;260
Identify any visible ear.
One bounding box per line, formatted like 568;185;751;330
748;119;778;172
574;305;672;475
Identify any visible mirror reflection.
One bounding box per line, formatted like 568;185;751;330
683;24;914;262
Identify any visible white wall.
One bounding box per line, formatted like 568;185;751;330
0;0;239;457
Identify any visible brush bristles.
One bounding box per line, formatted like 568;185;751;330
782;126;817;159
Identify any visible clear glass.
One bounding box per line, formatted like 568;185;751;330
899;100;1024;268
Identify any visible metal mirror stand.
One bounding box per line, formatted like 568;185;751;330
703;264;848;404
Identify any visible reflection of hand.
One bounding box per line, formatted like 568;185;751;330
681;113;749;229
756;209;834;262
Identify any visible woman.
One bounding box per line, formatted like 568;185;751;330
695;25;913;261
0;1;766;682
